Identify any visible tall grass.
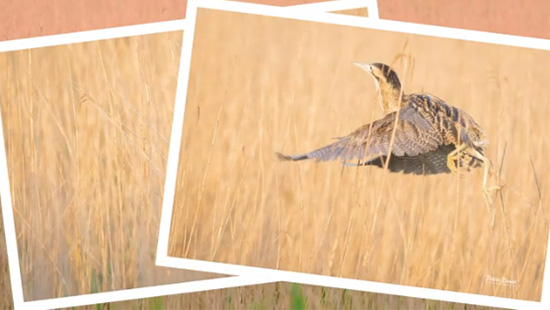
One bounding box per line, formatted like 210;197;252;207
0;213;13;308
81;282;498;309
0;31;222;301
0;8;450;309
168;9;550;301
0;5;543;309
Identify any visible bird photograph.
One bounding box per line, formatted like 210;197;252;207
276;62;501;209
168;9;549;302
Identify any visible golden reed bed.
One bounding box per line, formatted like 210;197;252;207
0;5;544;308
0;31;225;301
168;9;550;301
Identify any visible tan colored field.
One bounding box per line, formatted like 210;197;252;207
0;215;13;308
0;8;369;305
0;31;227;301
0;218;498;309
168;9;550;301
77;282;499;309
0;7;511;309
0;7;500;308
333;7;368;17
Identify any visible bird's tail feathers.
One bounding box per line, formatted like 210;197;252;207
275;152;308;161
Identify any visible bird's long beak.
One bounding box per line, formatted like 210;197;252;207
352;62;372;74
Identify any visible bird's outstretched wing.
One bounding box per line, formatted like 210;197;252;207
277;104;444;163
345;144;454;174
354;143;483;175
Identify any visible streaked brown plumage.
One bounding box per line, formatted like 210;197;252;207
277;62;502;210
277;62;489;176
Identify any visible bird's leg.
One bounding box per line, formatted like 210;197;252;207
447;144;468;174
466;148;503;215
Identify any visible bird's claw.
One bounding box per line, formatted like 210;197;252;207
447;156;457;174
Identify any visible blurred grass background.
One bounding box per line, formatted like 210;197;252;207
168;9;550;301
0;8;370;305
0;248;502;310
0;7;498;309
73;282;501;309
0;31;225;301
0;5;541;310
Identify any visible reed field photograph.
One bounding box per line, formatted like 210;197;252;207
0;30;233;302
166;8;550;302
0;6;374;306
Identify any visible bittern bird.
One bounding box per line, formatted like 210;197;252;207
277;62;499;205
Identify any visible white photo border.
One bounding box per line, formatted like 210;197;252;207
0;1;375;309
156;0;550;309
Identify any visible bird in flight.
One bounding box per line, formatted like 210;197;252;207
277;62;499;205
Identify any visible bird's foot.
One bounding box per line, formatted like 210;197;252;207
447;155;459;174
447;156;467;175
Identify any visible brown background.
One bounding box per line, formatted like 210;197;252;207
380;0;550;39
1;0;549;40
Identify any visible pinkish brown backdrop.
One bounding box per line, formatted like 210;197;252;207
1;0;549;40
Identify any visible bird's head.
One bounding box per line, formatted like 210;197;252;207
353;62;402;90
353;62;404;114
